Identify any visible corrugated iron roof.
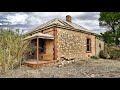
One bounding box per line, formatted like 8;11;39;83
23;33;54;40
25;18;97;35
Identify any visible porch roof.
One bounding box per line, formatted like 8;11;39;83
23;33;54;40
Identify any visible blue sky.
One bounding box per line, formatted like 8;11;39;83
0;12;106;34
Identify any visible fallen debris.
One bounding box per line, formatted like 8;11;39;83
57;57;76;67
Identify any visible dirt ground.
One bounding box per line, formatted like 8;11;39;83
0;59;120;78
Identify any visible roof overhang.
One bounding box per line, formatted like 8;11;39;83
25;24;57;36
23;33;54;40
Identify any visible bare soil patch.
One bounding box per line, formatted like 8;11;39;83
0;59;120;78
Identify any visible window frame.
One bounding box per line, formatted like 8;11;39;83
86;37;92;53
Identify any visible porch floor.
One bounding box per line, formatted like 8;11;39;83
24;59;57;68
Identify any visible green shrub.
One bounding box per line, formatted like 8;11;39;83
91;56;99;59
99;50;110;59
109;50;120;60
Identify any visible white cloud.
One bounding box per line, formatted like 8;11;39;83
6;13;28;25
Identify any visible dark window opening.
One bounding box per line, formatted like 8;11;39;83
39;39;46;53
87;38;91;52
99;43;101;49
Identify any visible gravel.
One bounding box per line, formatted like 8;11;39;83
1;59;120;78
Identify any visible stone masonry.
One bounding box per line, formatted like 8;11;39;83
57;28;96;60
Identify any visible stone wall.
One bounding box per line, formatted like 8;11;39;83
96;38;104;56
40;39;54;60
57;28;96;60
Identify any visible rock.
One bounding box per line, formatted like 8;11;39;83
91;74;95;78
60;57;75;61
68;61;70;64
58;65;62;68
56;58;76;68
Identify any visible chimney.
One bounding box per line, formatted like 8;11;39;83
66;15;72;23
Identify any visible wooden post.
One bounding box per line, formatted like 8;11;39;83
37;37;39;64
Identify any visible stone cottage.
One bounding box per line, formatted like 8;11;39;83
24;15;104;61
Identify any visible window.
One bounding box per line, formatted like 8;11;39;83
86;38;91;52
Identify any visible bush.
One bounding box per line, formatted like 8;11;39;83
105;45;120;60
109;50;120;60
0;29;32;73
91;56;99;59
99;50;110;59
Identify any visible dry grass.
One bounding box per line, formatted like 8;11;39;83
0;29;32;73
0;59;120;78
